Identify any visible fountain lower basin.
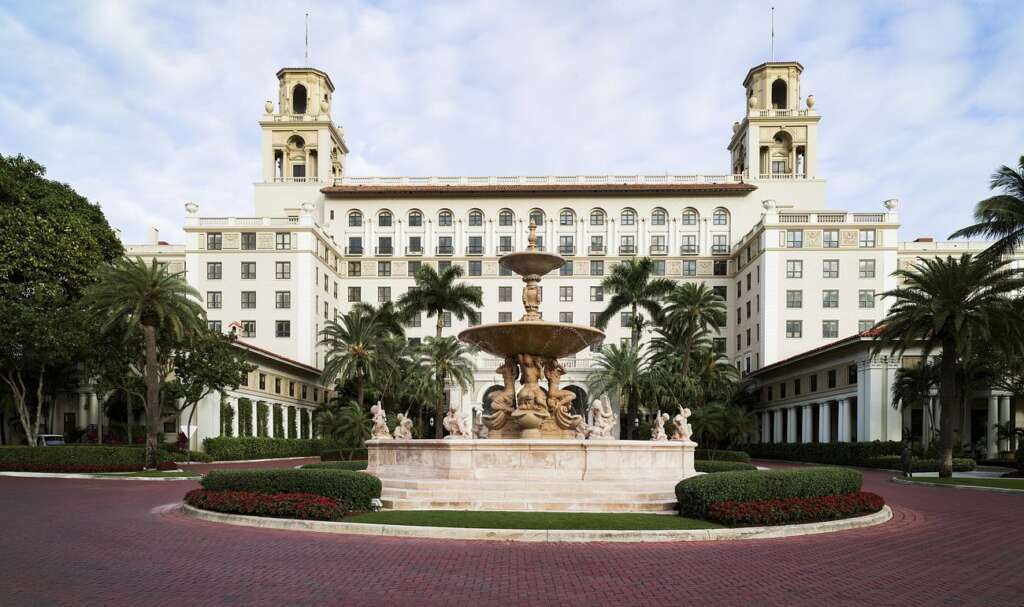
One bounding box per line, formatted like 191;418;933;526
458;321;605;360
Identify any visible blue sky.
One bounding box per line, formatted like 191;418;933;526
2;0;1023;244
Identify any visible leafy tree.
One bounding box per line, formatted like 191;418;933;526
586;343;650;439
417;337;476;437
0;154;122;445
316;402;371;448
874;254;1024;477
662;282;727;376
594;258;675;347
319;309;387;410
84;258;205;469
950;155;1024;260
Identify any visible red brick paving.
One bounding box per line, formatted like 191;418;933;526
0;459;1020;606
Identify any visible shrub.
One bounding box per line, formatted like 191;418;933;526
0;446;175;473
863;456;976;472
202;437;358;461
695;460;757;473
200;469;381;512
159;448;213;463
320;449;342;461
675;467;862;518
694;449;751;463
220;402;235;437
256;402;269;438
185;489;345;521
302;461;368;471
238;399;253;437
742;441;902;466
706;491;884;527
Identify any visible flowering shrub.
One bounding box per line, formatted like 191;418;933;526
185;489;345;521
676;467;863;518
706;491;885;527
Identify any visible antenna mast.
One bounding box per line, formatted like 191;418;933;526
304;12;309;66
770;6;775;62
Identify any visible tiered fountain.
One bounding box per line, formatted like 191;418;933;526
366;223;698;512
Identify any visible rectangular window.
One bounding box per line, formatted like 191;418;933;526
378;261;391;277
348;261;361;277
206;262;222;280
859;259;876;278
559;312;573;323
785;290;802;309
324;272;329;292
275;378;282;394
794;378;802;396
822;320;839;338
241;291;256;309
652;260;666;276
438;260;451;273
349;213;362;227
785;260;802;278
786;320;802;338
745;300;751;318
258;373;266;390
377;236;393;255
348;237;363;255
498;286;513;302
347;287;361;302
408;260;422;276
207;320;222;333
378;286;391;303
712;234;729;255
241;320;256;338
590;260;604;276
785;230;803;248
823;259;840;279
443;311;452;327
713;260;727;276
468;310;481;327
241;232;256;250
206;232;223;250
499;235;513;253
590;312;600;327
437;236;453;255
559;286;573;302
275;233;291;250
206;291;222;309
859;229;876;248
828;369;837;389
859;319;875;333
499;312;513;323
467;235;483;255
713;285;727;301
682;260;697;276
275;261;291;279
240;262;256;280
560;261;573;276
620;311;633;328
590;286;604;302
559;235;574;255
276;320;290;338
468;260;482;276
822;290;839;308
650;235;667;254
859;290;876;308
680;234;697;255
408;236;422;254
407;313;421;328
590;235;605;253
823;230;839;248
408;213;422;227
848;364;858;384
620;211;635;226
810;375;818;392
289;381;295;397
275;291;291;309
619;235;635;254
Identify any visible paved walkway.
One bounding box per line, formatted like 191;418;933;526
0;459;1020;606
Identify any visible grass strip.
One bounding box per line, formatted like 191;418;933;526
908;477;1024;490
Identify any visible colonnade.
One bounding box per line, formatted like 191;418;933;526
759;397;854;444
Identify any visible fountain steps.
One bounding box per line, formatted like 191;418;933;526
380;496;677;513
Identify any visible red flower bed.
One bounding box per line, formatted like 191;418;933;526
706;491;885;527
185;489;345;521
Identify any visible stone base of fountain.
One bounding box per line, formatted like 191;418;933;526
366;438;698;513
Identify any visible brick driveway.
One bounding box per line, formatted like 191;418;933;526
0;460;1020;607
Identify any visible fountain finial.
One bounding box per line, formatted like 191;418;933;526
527;220;538;252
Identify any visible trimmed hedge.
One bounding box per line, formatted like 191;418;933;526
200;469;381;513
201;437;366;461
302;461;369;471
864;456;976;473
0;446;175;473
706;491;885;527
185;489;345;521
695;460;757;473
675;467;863;518
742;441;902;466
694;449;751;463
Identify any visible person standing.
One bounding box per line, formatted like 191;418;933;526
900;442;914;479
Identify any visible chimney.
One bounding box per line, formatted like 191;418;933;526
149;227;160;245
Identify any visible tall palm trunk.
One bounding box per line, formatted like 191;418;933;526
435;312;445;438
938;339;959;478
624;304;640;439
356;375;365;411
142;324;161;470
681;319;695;377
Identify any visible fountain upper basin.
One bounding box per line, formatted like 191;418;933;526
458;321;605;359
499;251;566;277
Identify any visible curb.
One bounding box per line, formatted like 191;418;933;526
891;476;1024;495
179;504;892;543
0;471;200;481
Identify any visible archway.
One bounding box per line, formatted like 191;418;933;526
771;79;787;109
293;84;308;114
565;385;588;417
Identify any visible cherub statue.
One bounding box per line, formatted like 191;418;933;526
443;403;472;439
392;412;414;440
544;358;583;433
483;356;518;431
671;406;693;442
587;401;618;439
370;401;391;439
651;410;669;441
515;354;547;413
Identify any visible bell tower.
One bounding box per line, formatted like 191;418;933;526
727;61;820;179
259;67;348;183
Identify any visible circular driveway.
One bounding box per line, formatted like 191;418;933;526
0;460;1019;606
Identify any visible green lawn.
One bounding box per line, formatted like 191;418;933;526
93;471;201;478
910;476;1024;490
344;510;721;530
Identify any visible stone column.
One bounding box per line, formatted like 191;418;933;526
837;398;851;442
786;407;797;443
962;402;973;449
772;409;783;443
88;392;99;426
819;402;831;443
78;392;88;429
999;396;1012;453
761;411;770;443
231;399;239;438
802;405;813;443
987;394;999;457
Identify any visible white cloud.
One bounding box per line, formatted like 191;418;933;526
1;0;1022;243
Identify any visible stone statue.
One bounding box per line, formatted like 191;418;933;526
586;401;618;440
483;357;518;432
544;358;583;434
515;354;547;413
443;404;472;439
651;411;669;441
671;407;693;442
370;402;391;440
392;412;413;440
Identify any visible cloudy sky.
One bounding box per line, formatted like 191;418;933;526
2;0;1022;244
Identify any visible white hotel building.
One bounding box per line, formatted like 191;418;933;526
100;60;1016;454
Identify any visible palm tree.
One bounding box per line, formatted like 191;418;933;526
586;342;650;439
689;347;740;406
662;282;727;376
950;156;1024;260
595;258;675;347
891;362;939;444
368;334;416;410
316;402;371;450
874;254;1024;477
319;310;387;410
351;301;407;337
84;258;204;469
398;265;482;437
417;337;476;437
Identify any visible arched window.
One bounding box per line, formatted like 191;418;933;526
438;210;453;227
590;209;605;226
651;209;667;226
559;209;575;226
713;208;729;225
468;209;484;227
682;208;698;226
293;84;308;114
378;210;393;227
498;209;514;226
408;210;423;227
620;209;636;226
529;209;545;226
348;211;363;227
771;79;787;109
287;135;305;149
